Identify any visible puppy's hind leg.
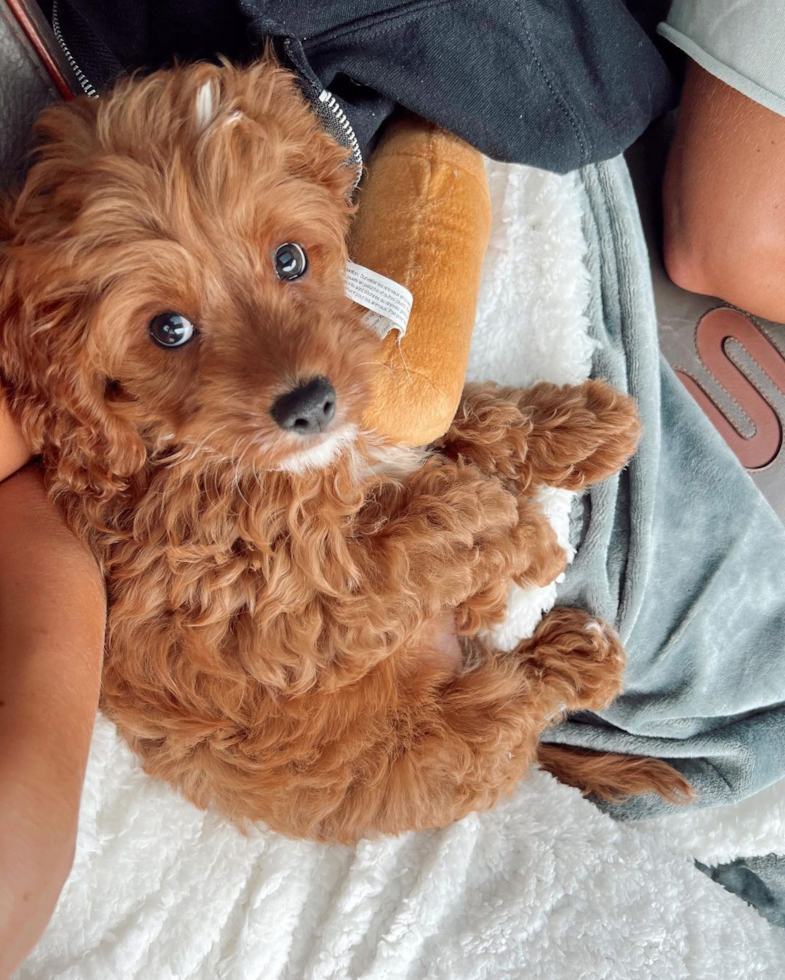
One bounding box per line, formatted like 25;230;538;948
526;607;694;804
537;743;694;804
516;606;626;714
307;607;637;842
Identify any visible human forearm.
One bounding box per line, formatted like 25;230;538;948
0;467;105;978
0;386;30;484
663;62;785;321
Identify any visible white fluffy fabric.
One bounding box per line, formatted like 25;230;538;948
640;776;785;869
17;162;785;978
468;159;594;651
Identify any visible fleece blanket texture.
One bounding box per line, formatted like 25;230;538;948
542;160;785;921
547;160;785;812
16;159;785;978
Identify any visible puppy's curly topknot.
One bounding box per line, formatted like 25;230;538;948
0;61;690;842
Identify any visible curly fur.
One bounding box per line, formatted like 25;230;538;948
0;59;691;843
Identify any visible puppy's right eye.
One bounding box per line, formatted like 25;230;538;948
273;243;308;281
149;312;197;349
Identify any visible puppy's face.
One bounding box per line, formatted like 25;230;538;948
0;61;380;485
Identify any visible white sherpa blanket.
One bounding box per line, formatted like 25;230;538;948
17;162;785;979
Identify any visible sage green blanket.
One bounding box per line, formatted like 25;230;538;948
544;158;785;925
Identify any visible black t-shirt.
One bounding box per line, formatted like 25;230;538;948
44;0;677;174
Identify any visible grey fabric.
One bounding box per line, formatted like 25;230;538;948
698;854;785;929
544;156;785;920
0;1;57;187
660;1;785;119
0;0;76;190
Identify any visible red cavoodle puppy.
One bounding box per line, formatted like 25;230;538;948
0;58;690;843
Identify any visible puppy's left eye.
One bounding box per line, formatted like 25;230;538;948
274;243;308;281
149;312;197;349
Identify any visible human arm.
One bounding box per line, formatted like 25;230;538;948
0;466;105;979
0;386;30;483
663;61;785;322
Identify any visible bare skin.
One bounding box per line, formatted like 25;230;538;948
0;403;105;979
664;61;785;322
0;391;30;483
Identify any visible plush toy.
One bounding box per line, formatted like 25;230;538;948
349;115;491;447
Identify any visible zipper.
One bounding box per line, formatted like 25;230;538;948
283;37;363;189
51;0;99;99
317;89;363;187
49;14;362;187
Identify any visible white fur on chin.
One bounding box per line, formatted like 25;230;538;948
354;437;428;480
277;425;358;474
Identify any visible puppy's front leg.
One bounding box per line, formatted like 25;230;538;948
350;458;523;617
437;380;641;492
346;458;565;653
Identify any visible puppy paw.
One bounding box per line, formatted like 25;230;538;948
559;380;641;489
522;606;625;712
432;464;520;542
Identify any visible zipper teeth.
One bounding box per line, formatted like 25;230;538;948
48;19;361;183
319;89;363;184
51;0;99;99
282;38;362;183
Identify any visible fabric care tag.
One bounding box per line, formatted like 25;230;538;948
344;260;413;339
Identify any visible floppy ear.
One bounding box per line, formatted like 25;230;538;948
0;192;146;500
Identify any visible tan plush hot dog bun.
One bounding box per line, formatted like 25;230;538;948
348;115;491;446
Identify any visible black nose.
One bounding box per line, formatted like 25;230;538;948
270;377;337;435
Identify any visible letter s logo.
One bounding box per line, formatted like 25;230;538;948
677;308;785;471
